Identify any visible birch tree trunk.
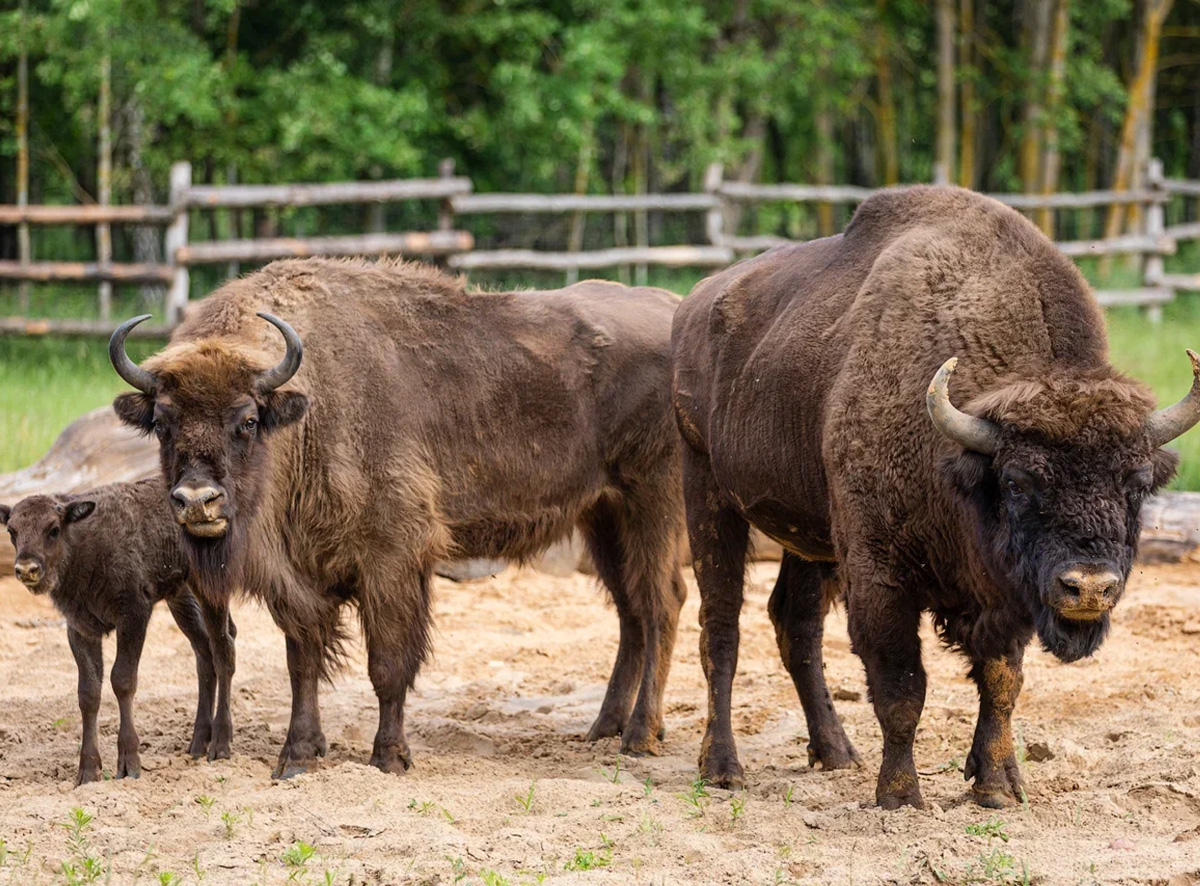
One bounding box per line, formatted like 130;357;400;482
1037;0;1070;234
958;0;977;188
935;0;956;184
1019;0;1053;195
876;0;899;185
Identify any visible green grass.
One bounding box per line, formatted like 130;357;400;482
2;292;1200;487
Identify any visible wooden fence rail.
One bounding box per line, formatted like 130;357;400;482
2;156;1198;335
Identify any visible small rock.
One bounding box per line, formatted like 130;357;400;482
1182;622;1200;635
1025;742;1055;762
535;703;554;714
463;702;489;721
1173;825;1200;843
833;688;862;702
1108;837;1135;851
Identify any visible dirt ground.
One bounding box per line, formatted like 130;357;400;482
1;561;1198;886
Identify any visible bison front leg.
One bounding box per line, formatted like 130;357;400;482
273;635;328;779
166;594;216;758
111;615;149;779
683;447;751;789
769;556;861;770
361;566;432;775
847;582;927;810
67;628;104;786
964;650;1026;809
199;598;236;762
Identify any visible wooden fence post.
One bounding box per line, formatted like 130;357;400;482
166;161;191;326
1144;157;1166;324
704;162;725;249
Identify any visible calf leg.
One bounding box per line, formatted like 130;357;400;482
67;628;103;786
580;500;645;742
166;594;216;758
273;633;328;779
199;598;236;761
683;447;750;789
111;615;149;779
769;556;861;770
360;564;432;775
965;648;1026;808
846;580;926;810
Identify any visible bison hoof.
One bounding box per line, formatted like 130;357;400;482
115;753;141;780
808;737;863;771
877;789;925;811
75;756;103;787
964;748;1025;808
207;721;233;762
207;740;232;763
369;744;412;775
620;729;663;758
188;731;211;759
699;750;746;790
876;769;925;810
585;712;625;742
272;734;327;780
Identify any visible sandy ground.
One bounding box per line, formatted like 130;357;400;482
1;562;1199;886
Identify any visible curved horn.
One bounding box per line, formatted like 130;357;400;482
108;314;156;393
926;357;1001;455
255;312;303;392
1145;349;1200;447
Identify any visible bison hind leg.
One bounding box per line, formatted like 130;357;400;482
768;556;862;771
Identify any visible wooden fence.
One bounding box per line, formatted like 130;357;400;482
2;158;1197;335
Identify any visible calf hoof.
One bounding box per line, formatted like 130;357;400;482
207;739;232;763
699;747;745;790
75;756;102;787
964;749;1025;809
271;734;326;780
115;752;142;780
188;723;212;759
807;734;863;771
207;721;233;762
585;711;626;742
369;743;412;775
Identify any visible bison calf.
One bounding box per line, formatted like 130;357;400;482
0;480;235;785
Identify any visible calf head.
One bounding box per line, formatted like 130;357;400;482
0;496;96;595
929;354;1198;662
109;313;307;596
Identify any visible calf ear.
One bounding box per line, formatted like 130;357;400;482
1151;447;1179;491
113;391;155;433
260;390;309;434
64;501;96;524
0;504;10;525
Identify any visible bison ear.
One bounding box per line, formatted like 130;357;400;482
113;391;155;433
1151;447;1179;491
64;501;96;524
0;504;10;526
260;390;308;434
942;451;992;497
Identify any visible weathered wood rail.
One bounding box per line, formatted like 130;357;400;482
2;157;1198;335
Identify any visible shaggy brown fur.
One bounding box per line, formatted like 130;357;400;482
672;186;1182;810
0;480;235;785
113;259;686;777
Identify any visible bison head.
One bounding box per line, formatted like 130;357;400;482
928;354;1199;663
109;313;307;594
0;495;96;595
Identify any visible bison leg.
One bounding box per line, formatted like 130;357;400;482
166;594;216;758
683;446;750;789
361;567;431;775
67;627;104;786
273;634;328;779
111;614;149;779
769;556;861;770
847;581;926;810
580;499;646;743
964;649;1027;808
199;598;236;762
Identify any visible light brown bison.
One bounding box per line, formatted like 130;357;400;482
109;259;686;777
1;480;235;784
671;186;1199;809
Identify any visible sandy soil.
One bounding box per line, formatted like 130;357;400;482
1;561;1198;886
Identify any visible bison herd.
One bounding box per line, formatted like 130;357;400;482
4;186;1198;811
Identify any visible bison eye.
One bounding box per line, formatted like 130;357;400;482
241;418;258;434
153;420;168;439
48;526;60;540
1006;479;1026;500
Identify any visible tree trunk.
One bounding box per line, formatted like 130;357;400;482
16;0;30;312
97;53;113;322
1036;0;1070;234
935;0;956;184
1105;0;1174;240
958;0;977;188
565;118;595;285
815;91;835;235
875;0;899;185
123;97;163;307
1019;0;1053;195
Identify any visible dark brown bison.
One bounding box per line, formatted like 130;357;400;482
0;480;235;784
671;186;1199;809
108;259;686;777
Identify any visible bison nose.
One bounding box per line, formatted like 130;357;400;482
172;485;223;508
14;559;42;585
1053;568;1121;619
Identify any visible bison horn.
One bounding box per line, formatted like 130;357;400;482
255;312;303;391
108;314;156;393
1145;349;1200;447
927;357;1001;455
